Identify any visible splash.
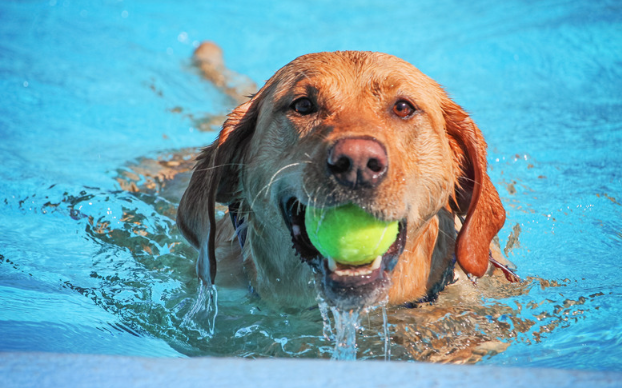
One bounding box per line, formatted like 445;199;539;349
317;296;334;342
181;281;218;339
382;305;391;361
330;306;361;360
317;294;393;361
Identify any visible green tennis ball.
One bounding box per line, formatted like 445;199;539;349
304;204;399;265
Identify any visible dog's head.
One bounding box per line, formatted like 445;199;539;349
178;51;505;310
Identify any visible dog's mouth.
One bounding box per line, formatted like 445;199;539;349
280;197;407;308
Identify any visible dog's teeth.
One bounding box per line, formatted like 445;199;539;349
371;255;382;270
330;256;382;277
292;224;301;237
327;257;337;272
334;264;375;277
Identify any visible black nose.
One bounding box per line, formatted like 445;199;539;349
327;137;388;188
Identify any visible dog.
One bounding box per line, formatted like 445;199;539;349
176;47;510;311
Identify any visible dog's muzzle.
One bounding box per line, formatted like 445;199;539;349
280;197;407;310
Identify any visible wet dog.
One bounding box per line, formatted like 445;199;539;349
176;45;510;311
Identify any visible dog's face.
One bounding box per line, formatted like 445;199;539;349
178;52;505;310
245;53;457;308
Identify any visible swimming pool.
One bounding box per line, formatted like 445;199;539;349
1;0;620;371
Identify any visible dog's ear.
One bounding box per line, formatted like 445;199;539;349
177;98;258;284
442;99;506;277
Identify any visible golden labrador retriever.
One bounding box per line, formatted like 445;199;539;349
177;49;508;311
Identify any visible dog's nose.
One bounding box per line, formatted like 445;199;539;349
327;137;388;188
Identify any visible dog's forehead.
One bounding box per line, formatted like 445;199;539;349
268;51;441;104
287;51;414;75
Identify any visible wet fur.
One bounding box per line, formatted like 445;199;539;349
177;49;506;309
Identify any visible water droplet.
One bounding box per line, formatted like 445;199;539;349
177;32;188;43
316;296;334;341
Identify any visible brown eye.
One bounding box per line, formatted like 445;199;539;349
291;97;316;115
393;100;415;118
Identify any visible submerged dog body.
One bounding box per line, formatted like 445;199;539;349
177;51;506;310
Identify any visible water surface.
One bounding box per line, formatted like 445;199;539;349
1;0;621;370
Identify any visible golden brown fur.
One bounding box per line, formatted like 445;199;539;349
193;41;257;104
177;50;506;309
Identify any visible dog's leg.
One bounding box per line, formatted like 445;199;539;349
193;41;257;104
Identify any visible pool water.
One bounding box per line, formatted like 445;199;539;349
1;0;621;370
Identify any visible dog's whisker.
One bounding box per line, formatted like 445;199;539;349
312;187;321;210
248;162;305;209
192;162;247;173
250;176;284;209
325;187;339;206
436;225;455;241
264;162;312;196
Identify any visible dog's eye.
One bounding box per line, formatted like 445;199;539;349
393;100;416;118
291;98;316;115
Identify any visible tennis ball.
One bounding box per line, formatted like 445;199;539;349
304;204;399;266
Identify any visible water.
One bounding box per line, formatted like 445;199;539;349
382;306;390;361
1;0;621;370
330;307;361;361
180;282;218;340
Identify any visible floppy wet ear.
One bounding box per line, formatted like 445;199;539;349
177;98;258;284
443;99;506;277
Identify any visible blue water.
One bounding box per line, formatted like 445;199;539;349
1;0;621;370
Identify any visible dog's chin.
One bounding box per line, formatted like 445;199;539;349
280;197;407;311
